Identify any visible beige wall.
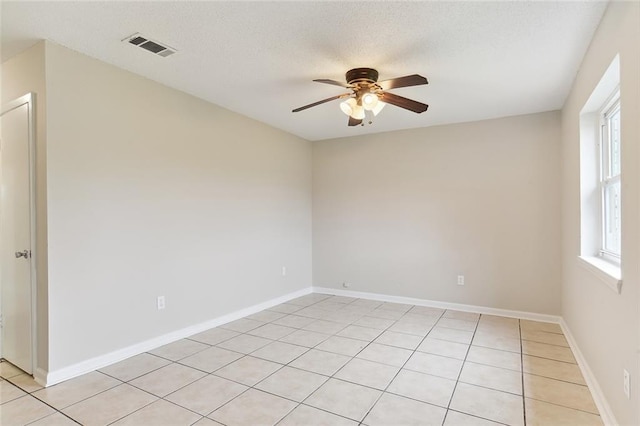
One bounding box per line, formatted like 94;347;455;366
313;111;561;315
43;43;312;371
1;42;49;372
561;2;640;425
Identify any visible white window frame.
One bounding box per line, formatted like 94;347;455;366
598;92;621;263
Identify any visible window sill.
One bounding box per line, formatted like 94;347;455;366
577;255;622;294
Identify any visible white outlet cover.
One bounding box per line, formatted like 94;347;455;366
624;369;630;399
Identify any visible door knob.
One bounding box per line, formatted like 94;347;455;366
15;250;30;259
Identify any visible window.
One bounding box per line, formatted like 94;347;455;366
578;55;621;293
599;95;621;261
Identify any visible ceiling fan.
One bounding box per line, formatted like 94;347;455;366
292;68;429;126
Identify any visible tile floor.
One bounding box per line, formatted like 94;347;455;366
0;293;603;425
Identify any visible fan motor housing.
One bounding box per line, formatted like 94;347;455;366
346;68;379;85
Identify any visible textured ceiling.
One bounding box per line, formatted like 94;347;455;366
1;1;607;141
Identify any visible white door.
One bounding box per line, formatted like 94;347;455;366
0;94;36;374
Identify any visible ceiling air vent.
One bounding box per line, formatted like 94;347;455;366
122;33;176;57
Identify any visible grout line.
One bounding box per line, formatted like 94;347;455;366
442;311;480;425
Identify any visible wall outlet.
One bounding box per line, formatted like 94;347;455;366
457;275;465;286
343;282;351;288
282;266;287;276
624;369;630;399
157;296;166;310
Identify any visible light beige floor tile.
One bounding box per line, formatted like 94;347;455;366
443;410;503;425
165;375;247;415
337;325;383;342
437;318;478;332
315;301;347;312
417;337;469;360
410;306;446;317
523;355;586;384
111;399;201;425
209;388;296;425
475;323;521;339
525;397;603;426
479;315;519;326
289;349;351;376
472;332;521;352
246;310;286;323
315;336;367;356
374;330;423;350
129;363;206;397
279;329;330;347
28;412;80;426
149;339;210;361
33;371;121;409
329;295;357;304
279;404;358;426
250;341;309;364
255;366;328;402
524;373;598;414
99;353;170;382
220;318;265;333
330;312;365;325
387;369;456;407
404;352;463;380
178;346;243;373
268;303;303;314
302;319;346;334
380;302;413;313
520;320;563;334
189;328;239;346
363;392;446;426
357;343;413;368
248;323;297;340
465;346;522;371
353;316;396;330
0;395;56;425
429;326;474;344
214;356;282;386
272;314;316;329
0;380;26;403
305;378;382;421
522;341;576;363
388;321;433;336
10;373;44;393
296;307;333;320
443;310;480;321
459;362;522;394
62;383;157;426
216;334;272;354
334;358;399;390
450;382;524;426
351;299;384;309
0;362;23;379
289;294;331;306
368;308;405;320
400;312;440;325
521;329;569;347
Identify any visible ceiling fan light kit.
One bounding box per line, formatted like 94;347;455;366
293;67;429;127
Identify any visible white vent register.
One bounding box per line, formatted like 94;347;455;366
122;33;177;57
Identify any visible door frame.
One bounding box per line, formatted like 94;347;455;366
0;92;37;374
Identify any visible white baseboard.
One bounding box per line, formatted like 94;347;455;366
41;287;312;387
560;319;617;426
312;286;561;323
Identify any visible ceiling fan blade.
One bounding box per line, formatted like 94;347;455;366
313;79;352;88
348;116;363;127
378;74;428;90
292;93;351;113
380;92;428;113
